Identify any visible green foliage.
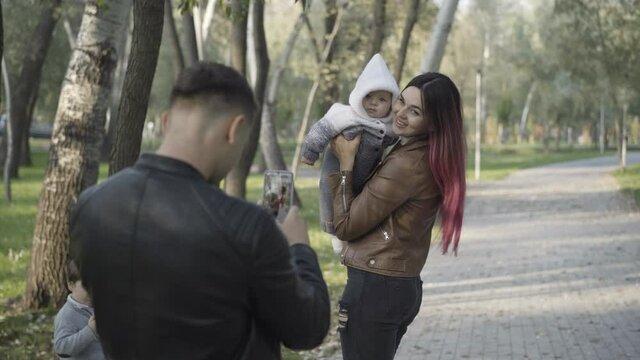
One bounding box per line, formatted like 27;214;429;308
176;0;198;14
0;309;55;359
1;0;78;122
467;144;615;181
614;163;640;208
496;95;513;125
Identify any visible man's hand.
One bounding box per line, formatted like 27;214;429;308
279;206;310;246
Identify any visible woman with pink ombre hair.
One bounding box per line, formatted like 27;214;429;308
328;72;466;360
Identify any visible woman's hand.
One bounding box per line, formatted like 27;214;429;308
331;134;361;171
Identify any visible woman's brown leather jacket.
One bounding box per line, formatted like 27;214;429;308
328;137;442;277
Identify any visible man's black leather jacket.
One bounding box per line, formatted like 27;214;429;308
70;154;330;359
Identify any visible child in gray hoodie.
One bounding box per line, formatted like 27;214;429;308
301;54;400;255
53;260;105;360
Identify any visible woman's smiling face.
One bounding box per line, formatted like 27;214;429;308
392;86;429;138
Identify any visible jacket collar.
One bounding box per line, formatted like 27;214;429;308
136;153;207;181
399;135;428;150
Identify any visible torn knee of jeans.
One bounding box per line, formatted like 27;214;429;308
338;306;349;329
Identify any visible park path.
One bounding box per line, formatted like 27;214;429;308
393;152;640;360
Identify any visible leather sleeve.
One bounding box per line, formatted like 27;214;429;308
329;157;418;241
248;214;330;350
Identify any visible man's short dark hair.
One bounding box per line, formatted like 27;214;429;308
67;259;81;283
169;62;257;121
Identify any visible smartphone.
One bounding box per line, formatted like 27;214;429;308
261;170;294;222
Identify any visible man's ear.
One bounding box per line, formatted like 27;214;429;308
226;114;246;144
160;111;170;136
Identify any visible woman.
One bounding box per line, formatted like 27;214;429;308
329;72;466;359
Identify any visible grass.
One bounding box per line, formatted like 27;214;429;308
466;144;615;181
613;163;640;208
0;142;627;359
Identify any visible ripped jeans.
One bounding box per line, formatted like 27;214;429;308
338;267;423;360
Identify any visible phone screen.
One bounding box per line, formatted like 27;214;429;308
262;170;294;222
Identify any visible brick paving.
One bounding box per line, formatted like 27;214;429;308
324;153;640;359
395;153;640;360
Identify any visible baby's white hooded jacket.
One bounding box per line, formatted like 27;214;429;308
301;54;400;234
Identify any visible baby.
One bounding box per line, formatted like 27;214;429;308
301;53;400;255
53;260;105;360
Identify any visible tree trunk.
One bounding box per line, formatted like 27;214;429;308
260;13;306;171
302;14;322;64
24;0;131;310
366;0;386;62
63;16;77;49
109;0;164;175
420;0;459;73
394;0;420;82
518;81;536;144
20;129;31;166
0;4;3;174
8;0;62;178
192;6;204;61
320;0;340;108
201;0;216;44
0;5;9;202
291;5;345;177
182;12;199;66
260;12;307;207
101;10;132;160
224;0;250;198
164;0;184;76
2;58;12;202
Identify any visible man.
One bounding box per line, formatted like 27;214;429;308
70;62;330;359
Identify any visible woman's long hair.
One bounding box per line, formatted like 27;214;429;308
406;73;466;255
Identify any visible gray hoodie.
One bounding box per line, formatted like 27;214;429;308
53;295;106;360
301;54;400;233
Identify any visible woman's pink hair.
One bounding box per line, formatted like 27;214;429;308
405;73;466;255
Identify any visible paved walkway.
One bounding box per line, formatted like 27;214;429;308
394;153;640;360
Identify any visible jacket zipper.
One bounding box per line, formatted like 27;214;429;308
340;174;347;212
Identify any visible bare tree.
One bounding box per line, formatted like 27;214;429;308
239;0;269;184
518;81;536;144
302;14;322;64
260;12;306;171
420;0;459;73
7;0;62;178
320;0;340;106
2;59;12;202
0;3;9;202
102;9;132;160
394;0;420;82
62;16;77;49
182;12;199;66
291;4;346;177
224;0;250;198
201;0;217;44
24;0;132;309
109;0;164;175
0;3;4;172
165;0;185;75
366;0;386;61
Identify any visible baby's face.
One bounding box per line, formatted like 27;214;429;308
68;280;92;306
362;90;392;118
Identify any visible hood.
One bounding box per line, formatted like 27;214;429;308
348;53;400;122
